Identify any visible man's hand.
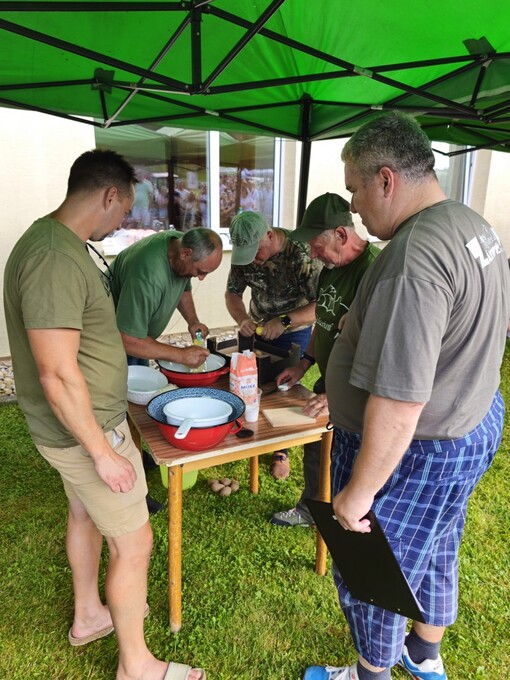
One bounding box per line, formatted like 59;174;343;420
239;317;257;337
258;317;285;341
332;485;373;533
188;321;209;339
338;313;348;333
179;345;210;368
276;365;304;388
303;393;329;418
93;449;137;493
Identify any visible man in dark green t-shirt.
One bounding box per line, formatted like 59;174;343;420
271;193;379;527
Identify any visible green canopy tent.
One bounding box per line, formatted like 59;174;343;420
2;0;510;215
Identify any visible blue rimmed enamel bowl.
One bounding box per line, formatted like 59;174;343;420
146;387;245;451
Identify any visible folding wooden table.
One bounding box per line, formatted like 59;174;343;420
127;380;332;632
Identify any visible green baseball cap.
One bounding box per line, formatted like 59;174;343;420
290;193;353;242
229;211;269;265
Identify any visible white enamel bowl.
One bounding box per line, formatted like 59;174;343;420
127;365;169;405
163;396;233;439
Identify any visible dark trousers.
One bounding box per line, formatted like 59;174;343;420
296;376;327;522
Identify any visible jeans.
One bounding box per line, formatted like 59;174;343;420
127;355;151;367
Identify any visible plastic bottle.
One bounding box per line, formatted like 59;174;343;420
190;330;206;373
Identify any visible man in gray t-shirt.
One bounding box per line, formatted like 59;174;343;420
303;113;510;680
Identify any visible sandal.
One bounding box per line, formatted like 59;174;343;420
271;451;290;479
164;662;206;679
68;603;150;647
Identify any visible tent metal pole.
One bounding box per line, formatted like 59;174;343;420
296;96;312;223
297;140;311;223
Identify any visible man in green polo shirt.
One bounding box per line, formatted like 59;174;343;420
109;227;223;367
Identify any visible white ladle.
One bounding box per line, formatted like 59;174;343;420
174;418;195;439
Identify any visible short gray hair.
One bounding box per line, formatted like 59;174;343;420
341;112;436;184
182;228;222;262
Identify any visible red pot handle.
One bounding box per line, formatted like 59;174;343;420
230;418;243;434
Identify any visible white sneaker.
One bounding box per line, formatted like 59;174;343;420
303;663;359;680
398;645;447;680
271;507;313;527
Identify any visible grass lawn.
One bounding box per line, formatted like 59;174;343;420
0;356;509;679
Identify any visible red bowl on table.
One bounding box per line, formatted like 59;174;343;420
146;387;245;451
157;354;229;387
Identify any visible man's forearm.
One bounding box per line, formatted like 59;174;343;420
332;394;426;531
28;327;136;493
281;301;316;327
40;369;115;459
225;291;250;325
177;291;200;327
121;333;192;362
350;394;426;496
28;328;114;458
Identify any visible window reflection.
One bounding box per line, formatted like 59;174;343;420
94;126;209;252
93;126;276;251
219;133;275;227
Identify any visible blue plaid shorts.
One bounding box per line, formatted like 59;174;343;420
330;390;504;668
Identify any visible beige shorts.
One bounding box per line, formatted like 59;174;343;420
36;419;149;537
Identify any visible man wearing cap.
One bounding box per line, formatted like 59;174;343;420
225;211;322;479
271;193;379;527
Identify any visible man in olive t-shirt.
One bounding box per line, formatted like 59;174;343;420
5;216;127;446
3;150;205;680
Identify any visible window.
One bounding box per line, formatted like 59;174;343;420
94;125;277;254
431;142;469;201
218;133;275;228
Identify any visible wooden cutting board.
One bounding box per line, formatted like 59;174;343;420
262;407;317;427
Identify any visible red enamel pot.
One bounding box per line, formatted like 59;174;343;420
157;354;229;387
146;387;245;451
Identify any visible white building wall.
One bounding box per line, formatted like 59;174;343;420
0;110;96;357
480;151;510;255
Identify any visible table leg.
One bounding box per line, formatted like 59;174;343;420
249;455;259;494
315;429;333;575
168;466;183;632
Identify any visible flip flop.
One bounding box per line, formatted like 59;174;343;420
164;662;206;680
68;623;114;647
68;603;150;646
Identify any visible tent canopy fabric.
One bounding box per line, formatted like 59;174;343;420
2;0;510;154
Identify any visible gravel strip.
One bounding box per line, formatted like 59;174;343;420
0;358;16;403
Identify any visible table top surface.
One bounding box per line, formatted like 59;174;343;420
128;377;330;467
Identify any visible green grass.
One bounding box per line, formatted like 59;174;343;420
1;358;509;679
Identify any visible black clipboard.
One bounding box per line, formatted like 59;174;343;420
307;499;425;622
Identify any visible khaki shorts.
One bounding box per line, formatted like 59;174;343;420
36;419;149;537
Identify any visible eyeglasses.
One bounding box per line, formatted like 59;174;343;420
86;242;113;296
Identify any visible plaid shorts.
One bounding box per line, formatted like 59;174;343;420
330;390;504;668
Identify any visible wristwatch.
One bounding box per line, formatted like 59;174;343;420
279;314;292;329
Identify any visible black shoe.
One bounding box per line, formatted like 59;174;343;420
146;495;165;514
